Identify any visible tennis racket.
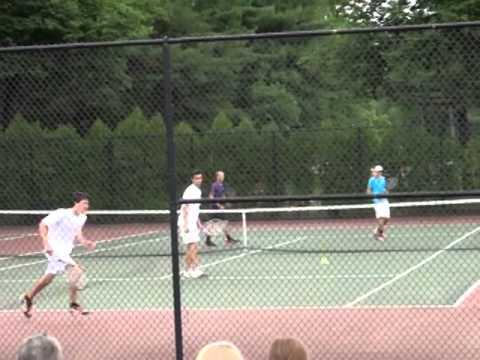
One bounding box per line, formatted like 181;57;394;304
202;218;229;237
66;266;88;291
387;176;398;191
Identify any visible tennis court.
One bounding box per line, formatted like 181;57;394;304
1;199;480;359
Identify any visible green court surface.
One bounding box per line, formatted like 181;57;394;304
1;221;480;312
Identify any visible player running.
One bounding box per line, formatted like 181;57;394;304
179;170;206;279
367;165;390;241
205;170;239;247
21;192;95;318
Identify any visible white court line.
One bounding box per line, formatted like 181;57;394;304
0;230;160;263
0;303;456;315
0;231;294;296
0;233;166;273
198;236;309;272
0;273;395;284
0;233;37;242
453;280;480;306
3;277;480;314
3;230;479;312
345;226;480;307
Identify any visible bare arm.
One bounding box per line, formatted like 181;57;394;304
76;230;95;250
38;222;52;255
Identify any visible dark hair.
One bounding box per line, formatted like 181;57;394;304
191;170;203;178
72;192;89;204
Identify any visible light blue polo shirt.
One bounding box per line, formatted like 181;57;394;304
368;176;388;204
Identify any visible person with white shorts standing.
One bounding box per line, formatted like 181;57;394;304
367;165;391;241
21;192;95;318
179;170;206;279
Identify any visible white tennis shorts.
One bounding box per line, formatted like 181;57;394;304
45;254;75;275
374;202;390;219
180;228;200;245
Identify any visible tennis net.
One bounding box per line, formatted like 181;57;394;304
0;198;479;259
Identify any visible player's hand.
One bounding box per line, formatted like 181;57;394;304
85;241;96;251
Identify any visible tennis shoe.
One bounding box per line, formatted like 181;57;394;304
205;236;217;247
21;294;33;318
69;302;89;316
191;268;206;279
225;236;239;246
377;235;385;242
183;270;193;278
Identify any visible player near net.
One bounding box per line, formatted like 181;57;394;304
179;170;206;279
367;165;391;241
205;170;239;247
21;192;95;318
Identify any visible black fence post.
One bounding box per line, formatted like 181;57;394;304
272;131;279;194
163;37;184;360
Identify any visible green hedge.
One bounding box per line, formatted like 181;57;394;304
0;110;478;210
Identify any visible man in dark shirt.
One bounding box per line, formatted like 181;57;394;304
205;170;239;247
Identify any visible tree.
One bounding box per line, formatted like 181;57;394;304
335;0;434;26
113;108;167;208
0;0;167;45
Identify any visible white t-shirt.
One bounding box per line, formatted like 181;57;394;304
178;184;202;230
42;208;87;258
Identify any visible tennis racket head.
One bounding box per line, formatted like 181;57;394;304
203;218;228;236
387;176;398;191
66;267;88;291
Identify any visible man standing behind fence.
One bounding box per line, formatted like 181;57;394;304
179;170;206;279
205;170;239;247
367;165;390;241
21;192;95;318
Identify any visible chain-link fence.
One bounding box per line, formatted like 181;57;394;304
1;22;480;360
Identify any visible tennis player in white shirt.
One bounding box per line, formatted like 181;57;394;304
179;170;206;279
21;192;95;318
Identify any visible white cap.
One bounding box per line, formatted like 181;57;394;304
371;165;383;172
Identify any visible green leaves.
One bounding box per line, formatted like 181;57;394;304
0;0;167;45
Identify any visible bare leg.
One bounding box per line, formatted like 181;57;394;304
67;265;89;315
381;218;389;234
68;265;84;304
190;243;199;268
22;273;55;317
378;218;387;234
185;243;198;271
69;285;78;304
27;273;55;300
223;230;238;245
375;219;382;235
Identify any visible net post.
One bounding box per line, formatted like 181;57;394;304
163;38;184;360
242;212;248;248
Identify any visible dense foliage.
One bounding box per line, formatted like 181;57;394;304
0;1;479;208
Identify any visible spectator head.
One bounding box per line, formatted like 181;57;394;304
215;171;225;182
196;341;244;360
269;338;308;360
17;333;63;360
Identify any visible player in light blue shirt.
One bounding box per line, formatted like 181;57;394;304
366;165;390;241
